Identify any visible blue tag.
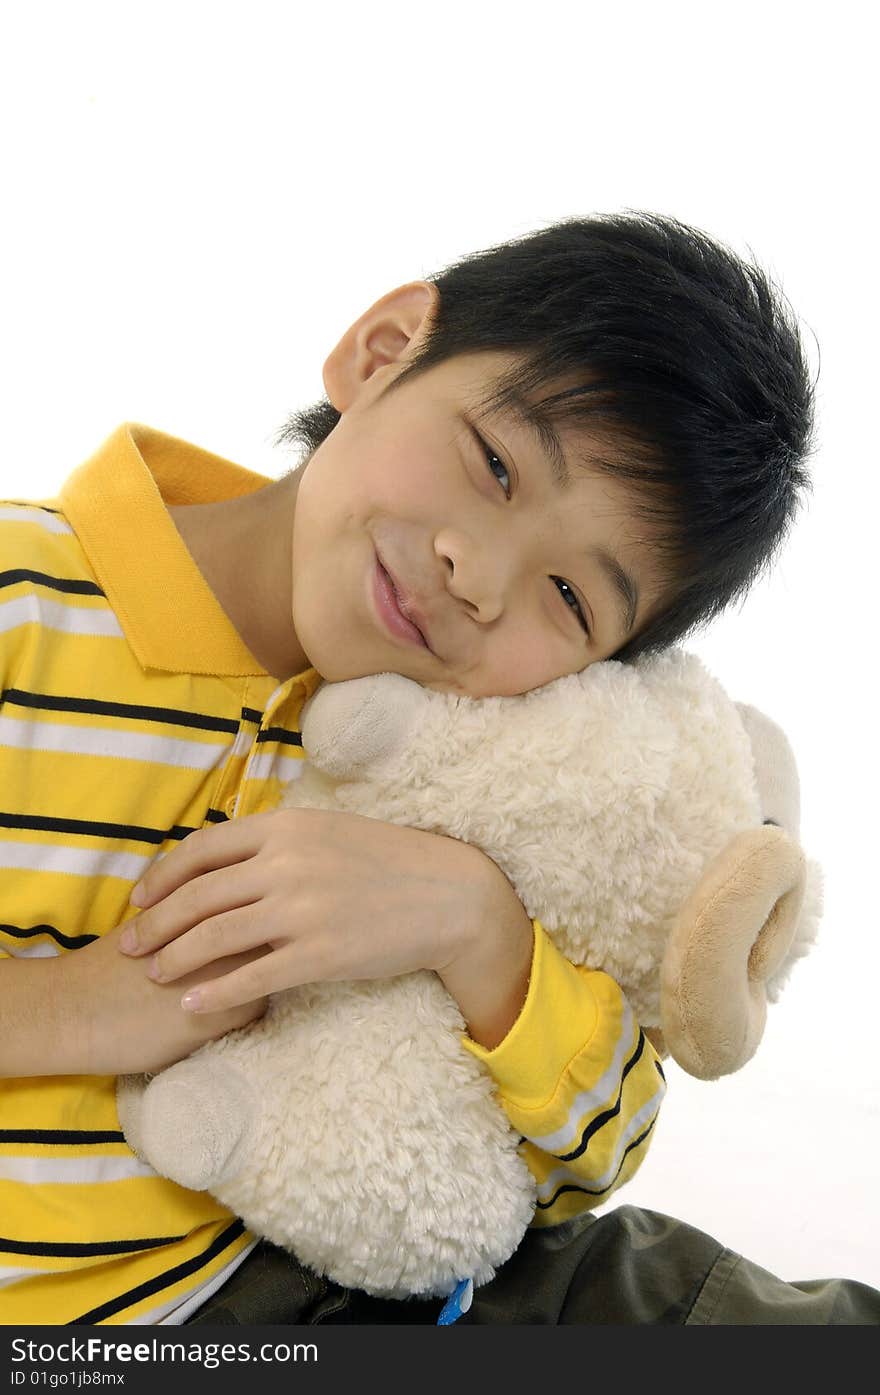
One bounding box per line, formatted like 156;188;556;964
436;1277;474;1326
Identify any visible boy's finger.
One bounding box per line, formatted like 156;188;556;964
120;863;260;955
147;906;261;983
179;956;278;1014
129;815;272;909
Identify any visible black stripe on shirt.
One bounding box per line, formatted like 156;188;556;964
554;1032;648;1164
534;1116;659;1210
0;1233;187;1258
256;726;303;748
0;1129;125;1144
0;923;99;951
0;811;197;845
70;1219;248;1325
0;569;105;596
2;687;241;735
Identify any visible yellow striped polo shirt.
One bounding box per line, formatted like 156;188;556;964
0;424;665;1324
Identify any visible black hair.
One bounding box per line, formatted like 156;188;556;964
277;210;817;661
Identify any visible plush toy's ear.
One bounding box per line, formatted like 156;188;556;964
734;701;822;1002
660;826;806;1080
300;672;428;779
735;702;802;837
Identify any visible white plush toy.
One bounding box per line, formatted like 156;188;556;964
117;650;822;1300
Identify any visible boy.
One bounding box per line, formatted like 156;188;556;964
0;212;815;1324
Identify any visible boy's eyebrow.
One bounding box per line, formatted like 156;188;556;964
586;544;640;637
497;392;571;488
494;393;640;637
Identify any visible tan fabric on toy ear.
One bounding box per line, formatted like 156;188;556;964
659;825;806;1080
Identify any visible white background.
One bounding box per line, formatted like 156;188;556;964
1;3;877;1293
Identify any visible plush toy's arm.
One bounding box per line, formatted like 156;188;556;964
300;673;429;779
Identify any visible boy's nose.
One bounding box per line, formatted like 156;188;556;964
434;529;507;624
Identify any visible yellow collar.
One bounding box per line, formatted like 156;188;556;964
59;423;317;695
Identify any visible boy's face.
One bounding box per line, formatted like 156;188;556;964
290;286;666;699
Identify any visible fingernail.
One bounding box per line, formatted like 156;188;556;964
181;989;203;1012
120;927;138;953
130;881;146;906
147;955;164;981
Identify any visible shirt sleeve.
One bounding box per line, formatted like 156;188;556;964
462;919;667;1227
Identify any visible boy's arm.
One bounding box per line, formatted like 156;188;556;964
0;928;269;1079
459;922;667;1223
0;952;77;1077
435;859;534;1050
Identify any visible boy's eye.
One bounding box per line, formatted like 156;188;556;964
479;435;511;497
552;577;591;637
474;425;591;642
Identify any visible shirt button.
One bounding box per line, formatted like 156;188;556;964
224;796;237;817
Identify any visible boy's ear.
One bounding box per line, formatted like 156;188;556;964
322;281;440;412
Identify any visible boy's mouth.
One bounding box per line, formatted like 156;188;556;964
372;554;433;652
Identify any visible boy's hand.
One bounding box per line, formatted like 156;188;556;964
65;925;270;1077
119;809;534;1048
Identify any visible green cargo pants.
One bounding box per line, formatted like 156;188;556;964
186;1205;880;1325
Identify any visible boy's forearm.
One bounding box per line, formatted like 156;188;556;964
0;954;83;1077
437;869;535;1050
1;931;269;1080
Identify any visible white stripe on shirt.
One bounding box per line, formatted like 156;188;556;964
244;748;305;785
0;715;229;771
0;595;124;639
0;1156;158;1184
528;998;637;1153
0;1266;53;1290
535;1084;667;1199
0;938;61;958
0;508;73;534
146;1241;259;1325
0;839;153;882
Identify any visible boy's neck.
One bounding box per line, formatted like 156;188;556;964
166;472;309;681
